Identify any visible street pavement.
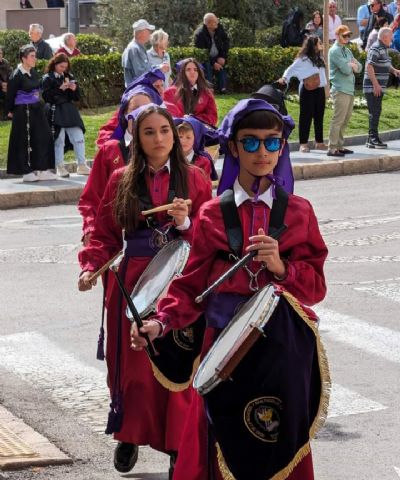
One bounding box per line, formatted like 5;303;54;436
0;172;400;479
1;138;400;209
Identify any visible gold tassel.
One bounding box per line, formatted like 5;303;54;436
150;356;200;392
216;443;236;480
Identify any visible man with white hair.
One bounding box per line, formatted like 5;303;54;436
328;1;342;42
57;32;81;57
194;12;230;93
28;24;53;60
122;19;155;87
364;27;400;148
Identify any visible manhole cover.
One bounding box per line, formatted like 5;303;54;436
0;424;38;458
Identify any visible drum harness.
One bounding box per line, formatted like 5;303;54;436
218;185;289;291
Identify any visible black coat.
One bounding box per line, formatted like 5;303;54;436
194;24;230;62
32;39;53;60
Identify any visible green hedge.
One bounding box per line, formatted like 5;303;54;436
75;33;115;55
0;29;30;66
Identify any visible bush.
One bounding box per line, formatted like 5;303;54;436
219;18;255;48
0;30;30;68
255;26;282;48
76;33;115;55
168;47;208;71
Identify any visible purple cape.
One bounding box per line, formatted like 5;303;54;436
217;98;295;195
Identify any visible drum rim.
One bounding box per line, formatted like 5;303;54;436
126;239;191;320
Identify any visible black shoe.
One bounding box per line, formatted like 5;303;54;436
113;442;139;473
366;137;387;149
327;149;345;157
339;148;354;154
169;451;177;480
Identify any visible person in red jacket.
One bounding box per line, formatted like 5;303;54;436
131;99;329;480
56;33;81;57
78;104;212;478
164;57;218;127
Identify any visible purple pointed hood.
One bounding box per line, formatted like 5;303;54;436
217;98;295;195
123;67;165;100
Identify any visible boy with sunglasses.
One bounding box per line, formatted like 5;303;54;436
131;98;329;480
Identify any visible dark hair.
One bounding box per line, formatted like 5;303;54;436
312;10;323;26
45;52;71;73
113;105;189;233
174;58;212;115
233;109;284;139
297;35;325;68
19;44;36;60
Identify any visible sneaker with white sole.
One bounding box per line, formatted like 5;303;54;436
37;170;58;181
23;172;39;182
77;164;91;175
57;165;70;178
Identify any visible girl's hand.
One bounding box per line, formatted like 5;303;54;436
168;197;189;227
78;271;97;291
246;228;286;277
130;320;161;351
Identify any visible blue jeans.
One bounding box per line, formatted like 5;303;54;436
55;127;86;166
204;60;227;92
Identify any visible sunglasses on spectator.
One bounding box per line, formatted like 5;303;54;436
238;137;283;153
341;33;351;38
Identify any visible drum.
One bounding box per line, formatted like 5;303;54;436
193;284;280;395
126;239;190;320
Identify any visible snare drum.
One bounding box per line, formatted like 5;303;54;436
193;284;280;395
126;239;190;319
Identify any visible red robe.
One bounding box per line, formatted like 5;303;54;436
154;194;328;479
191;153;212;179
164;85;218;127
78;139;127;237
79;165;212;453
96;109;119;148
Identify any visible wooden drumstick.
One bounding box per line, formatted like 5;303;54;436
141;199;192;216
88;250;123;283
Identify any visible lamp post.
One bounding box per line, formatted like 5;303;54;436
68;0;80;34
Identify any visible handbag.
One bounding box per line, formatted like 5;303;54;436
303;72;320;91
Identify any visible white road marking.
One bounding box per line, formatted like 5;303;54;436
0;332;387;425
316;307;400;364
355;283;400;304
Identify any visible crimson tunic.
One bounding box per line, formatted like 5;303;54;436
78;139;127;237
191;153;212;179
96;109;119;148
79;165;212;452
154;194;328;479
164;85;218;127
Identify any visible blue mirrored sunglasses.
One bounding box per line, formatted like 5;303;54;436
238;137;282;153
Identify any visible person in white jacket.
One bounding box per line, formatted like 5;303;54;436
279;35;328;152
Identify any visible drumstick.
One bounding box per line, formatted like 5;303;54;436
195;225;287;304
141;199;192;216
88;250;123;283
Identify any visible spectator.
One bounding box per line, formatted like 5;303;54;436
28;24;53;60
41;53;90;177
279;35;327;152
305;10;323;40
281;7;306;47
364;27;400;148
46;0;65;6
0;46;12;118
57;33;81;57
6;45;56;182
366;17;388;50
362;0;393;50
194;13;229;93
147;29;171;88
391;13;400;50
357;0;372;39
20;0;33;8
122;19;155;87
163;57;218;126
387;0;400;17
328;1;342;43
327;25;362;157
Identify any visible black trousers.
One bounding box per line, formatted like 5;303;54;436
299;86;326;144
365;91;383;137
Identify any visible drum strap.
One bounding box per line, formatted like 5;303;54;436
219;186;288;258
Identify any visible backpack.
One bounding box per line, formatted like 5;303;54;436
281;7;305;47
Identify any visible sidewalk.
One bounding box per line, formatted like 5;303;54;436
1;139;400;210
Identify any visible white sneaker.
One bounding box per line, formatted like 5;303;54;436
77;163;91;175
23;172;39;182
37;170;58;181
57;165;70;178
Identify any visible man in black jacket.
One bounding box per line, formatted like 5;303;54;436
28;24;53;60
194;13;230;93
362;0;393;49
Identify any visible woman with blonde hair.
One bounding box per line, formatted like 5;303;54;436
147;29;171;87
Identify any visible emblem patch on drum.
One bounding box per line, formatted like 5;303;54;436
243;396;282;442
173;327;195;351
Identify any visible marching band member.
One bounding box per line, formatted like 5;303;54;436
131;98;329;480
78;104;212;478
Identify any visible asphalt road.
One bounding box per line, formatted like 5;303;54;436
0;171;400;480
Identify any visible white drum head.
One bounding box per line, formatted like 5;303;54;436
126;239;190;319
193;284;279;395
